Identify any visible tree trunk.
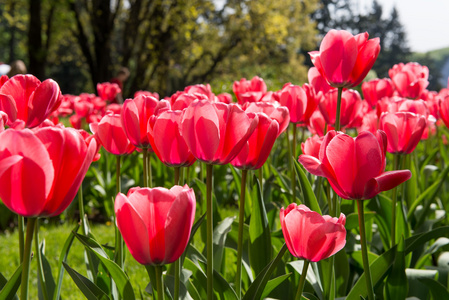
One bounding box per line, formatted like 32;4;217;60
28;0;46;79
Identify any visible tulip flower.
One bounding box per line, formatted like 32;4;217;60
309;30;380;88
301;134;324;159
233;76;267;104
0;126;97;217
308;67;333;95
97;82;121;101
90;111;136;155
299;130;411;200
280;203;346;262
307;110;335;137
121;95;170;149
180;100;258;165
184;83;216;102
280;84;317;125
231;113;279;170
361;78;395;107
319;89;364;129
148;110;196;167
439;94;449;129
379;112;427;154
389;62;429;99
243;102;290;136
0;74;62;128
114;185;196;265
134;90;160;100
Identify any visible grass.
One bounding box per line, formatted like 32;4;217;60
0;221;149;299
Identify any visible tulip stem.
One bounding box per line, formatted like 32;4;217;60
148;152;153;188
287;124;296;203
18;215;24;262
143;148;148;187
155;265;165;300
390;154;402;248
258;168;263;186
174;166;181;300
35;219;49;300
235;169;248;298
335;87;343;131
114;156;124;268
295;260;310;300
21;217;37;300
206;163;214;300
357;199;374;300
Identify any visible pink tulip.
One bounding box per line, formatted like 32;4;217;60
358;109;378;135
280;203;346;262
0;111;7;132
90;111;136;155
307;110;335;137
361;78;395;107
243;102;290;136
231;113;279;170
379;112;426;154
217;93;233;104
181;100;258;165
121;95;170;148
171;92;208;111
299;130;411;200
301;135;324;159
308;67;333;95
115;185;196;265
280;84;317;124
233;76;267;105
134;90;160;100
97;82;121;101
184;84;216;102
0;126;97;217
0;75;8;87
0;74;62;128
439;94;449;129
148;110;196;167
389;62;429;99
309;30;380;88
319;89;364;129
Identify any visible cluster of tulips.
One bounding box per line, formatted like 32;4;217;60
1;28;449;300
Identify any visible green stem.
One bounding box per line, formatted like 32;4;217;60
357;199;375;300
114;156;124;268
18;215;24;262
148;152;153;188
35;219;49;300
156;265;165;300
295;260;310;300
174;166;180;300
390;154;402;248
235;169;248;299
21;217;37;300
258;168;263;186
144;265;157;297
206;164;214;300
287;124;296;203
143;148;148;187
335;87;343;132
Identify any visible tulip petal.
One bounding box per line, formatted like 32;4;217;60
326;134;355;196
364;170;412;200
27;79;61;127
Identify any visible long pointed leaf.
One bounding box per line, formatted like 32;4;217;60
0;264;22;300
62;262;110;300
294;161;321;214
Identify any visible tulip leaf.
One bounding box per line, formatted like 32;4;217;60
418;277;449;299
385;236;407;300
406;268;438;300
408;165;449;221
287;260;322;299
53;224;80;300
243;244;288;300
37;240;56;300
0;264;22;300
213;216;235;273
346;226;449;300
62;262;110;300
294;160;321;214
403;154;418;209
345;212;376;231
260;273;291;299
249;176;272;276
164;271;193;300
73;232;135;300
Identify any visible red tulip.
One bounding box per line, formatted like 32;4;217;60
379;112;426;154
90;111;136;155
148;110;196;167
97;82;121;101
389;62;429;99
134;90;160;100
308;67;333;95
217;93;233;104
361;78;395;107
301;134;324;159
307;110;335;137
0;75;8;87
0;126;97;217
0;111;7;132
0;74;62;128
233;76;267;105
299;130;411;200
243;102;290;136
230;113;279;170
439;94;449;129
184;84;216;102
280;203;346;262
309;30;380;88
319;89;364;129
115;185;196;265
171;92;208;111
121;95;170;148
280;84;317;124
358;109;378;135
181;100;258;165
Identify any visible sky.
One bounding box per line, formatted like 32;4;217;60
359;0;449;53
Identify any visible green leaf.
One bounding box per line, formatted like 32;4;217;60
62;262;110;300
74;232;135;300
294;161;321;214
213;216;235;273
419;277;449;299
243;244;287;300
53;224;80;300
406;269;438;300
260;273;291;299
287;261;322;299
345;212;376;231
38;240;56;300
0;264;22;300
249;176;272;276
385;236;407;300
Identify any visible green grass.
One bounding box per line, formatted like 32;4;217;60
0;221;149;299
